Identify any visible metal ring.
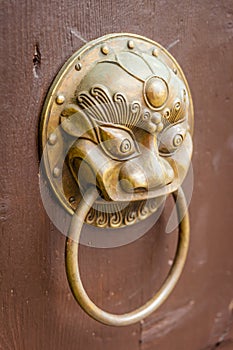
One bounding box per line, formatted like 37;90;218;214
65;187;190;326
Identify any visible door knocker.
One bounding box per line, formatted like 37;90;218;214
39;33;193;326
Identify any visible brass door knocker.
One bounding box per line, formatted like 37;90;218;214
40;33;193;326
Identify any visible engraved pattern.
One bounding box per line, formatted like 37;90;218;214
163;97;187;127
76;84;142;128
85;198;161;228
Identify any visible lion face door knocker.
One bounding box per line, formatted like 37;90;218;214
40;34;193;326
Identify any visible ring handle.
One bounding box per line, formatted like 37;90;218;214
65;187;190;326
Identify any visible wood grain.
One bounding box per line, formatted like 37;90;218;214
0;0;233;349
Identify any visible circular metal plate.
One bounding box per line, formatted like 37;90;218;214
40;33;193;228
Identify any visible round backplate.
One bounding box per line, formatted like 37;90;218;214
40;33;193;228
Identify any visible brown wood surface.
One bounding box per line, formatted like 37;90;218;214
1;0;233;349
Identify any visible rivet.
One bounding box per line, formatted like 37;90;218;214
101;45;109;55
75;62;82;71
128;40;134;49
53;167;61;178
56;95;65;105
152;48;158;57
173;68;178;74
48;133;57;145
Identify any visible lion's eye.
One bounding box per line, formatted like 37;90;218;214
158;121;187;156
120;139;131;153
173;134;183;147
98;125;140;160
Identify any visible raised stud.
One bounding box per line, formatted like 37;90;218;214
56;95;65;105
152;48;158;57
101;45;109;55
128;40;134;49
53;167;61;178
48;133;57;145
75;63;82;71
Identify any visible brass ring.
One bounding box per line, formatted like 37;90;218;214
65;187;190;326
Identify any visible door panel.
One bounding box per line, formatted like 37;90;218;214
1;1;232;349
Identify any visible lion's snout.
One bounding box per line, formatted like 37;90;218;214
119;153;174;194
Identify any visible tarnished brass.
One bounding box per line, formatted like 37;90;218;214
40;33;193;228
39;33;194;326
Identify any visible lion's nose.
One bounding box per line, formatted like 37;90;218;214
119;162;148;193
119;156;174;193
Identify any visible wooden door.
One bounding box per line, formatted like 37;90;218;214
1;1;233;349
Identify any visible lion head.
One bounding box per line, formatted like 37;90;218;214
60;50;193;227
